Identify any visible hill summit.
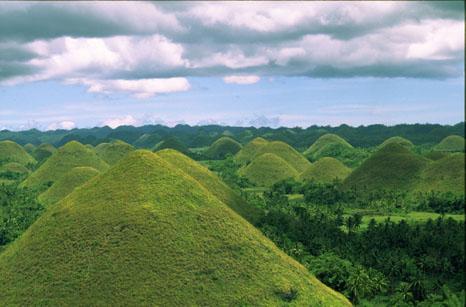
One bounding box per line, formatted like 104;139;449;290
300;157;351;183
205;136;242;159
0;140;36;166
239;153;299;186
304;133;353;161
434;135;465;152
0;150;349;306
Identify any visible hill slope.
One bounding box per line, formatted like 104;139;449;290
0;140;36;166
157;149;261;223
239;153;299;187
32;143;56;164
95;140;134;165
205;136;242;159
153;136;189;154
0;150;349;306
38;166;100;206
378;136;414;149
300;157;352;183
434;135;465;152
343;143;428;192
304;134;353;161
234;137;268;164
255;141;311;173
21;141;109;190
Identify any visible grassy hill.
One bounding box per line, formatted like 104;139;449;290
300;157;351;183
205;136;242;160
424;150;449;161
0;162;30;183
234;137;268;164
133;133;162;149
0;150;349;306
95;140;134;165
343;143;429;192
415;153;465;195
38;166;100;206
32;143;56;164
256;141;311;173
21;141;109;190
378;136;414;149
304;134;353;161
0;140;36;167
434;135;465;152
153;136;189;154
24;143;35;154
157;149;261;224
239;153;299;187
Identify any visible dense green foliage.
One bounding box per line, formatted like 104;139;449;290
0;140;36;167
0;151;349;306
205;136;242;160
434;135;465;152
300;157;352;183
95;140;134;165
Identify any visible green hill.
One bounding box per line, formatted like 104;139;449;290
38;166;100;206
0;140;36;167
343;143;429;192
300;157;351;183
304;134;353;161
133;133;161;149
235;137;268;164
23;143;35;154
0;162;30;183
239;153;299;187
21;141;109;190
157;149;260;223
256;141;311;173
424;151;449;161
153;136;189;154
378;136;414;149
95;140;134;165
32;143;56;164
415;153;465;195
434;135;465;152
205;136;242;160
0;150;350;306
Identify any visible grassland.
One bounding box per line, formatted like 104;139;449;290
378;136;414;149
0;140;36;166
234;137;268;164
434;135;465;152
205;136;242;160
300;157;352;183
304;133;353;161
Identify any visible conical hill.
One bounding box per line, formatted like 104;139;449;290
304;134;353;161
300;157;351;183
234;137;268;164
0;150;350;306
205;136;242;159
0;140;36;166
434;135;465;152
95;140;134;165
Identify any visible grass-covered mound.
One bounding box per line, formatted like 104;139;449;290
415;153;465;195
343;143;429;192
95;140;134;165
378;136;414;149
0;140;36;167
300;157;351;183
434;135;465;152
23;143;35;154
133;133;161;149
0;162;30;182
234;137;268;164
153;136;189;154
304;134;353;161
38;166;100;206
256;141;311;173
157;149;260;223
0;150;350;306
32;143;56;164
205;136;242;160
21;141;109;190
239;153;299;187
424;150;449;161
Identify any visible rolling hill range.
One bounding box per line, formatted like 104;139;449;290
239;153;299;187
304;133;353;161
0;150;350;306
38;166;100;206
95;140;135;165
0;140;36;166
21;141;109;190
300;157;352;183
434;135;465;152
343;143;429;192
205;136;242;160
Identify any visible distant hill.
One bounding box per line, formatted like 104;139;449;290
0;150;350;306
0;140;36;167
424;151;449;161
235;137;268;164
205;136;242;160
23;143;35;154
343;143;429;192
256;141;311;173
21;141;109;190
239;153;299;187
300;157;351;183
38;166;100;206
153;136;189;154
378;136;414;149
434;135;465;152
133;133;162;149
304;133;353;161
32;143;56;164
95;140;134;165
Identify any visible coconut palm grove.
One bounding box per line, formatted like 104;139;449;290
0;1;464;306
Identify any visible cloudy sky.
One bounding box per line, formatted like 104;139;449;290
0;1;464;130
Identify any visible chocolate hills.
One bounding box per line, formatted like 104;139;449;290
239;153;299;186
32;143;56;164
343;143;429;192
0;150;350;306
21;141;109;190
153;136;189;154
304;133;353;161
38;166;100;206
234;137;268;164
95;140;134;165
0;140;36;167
434;135;465;152
300;157;352;183
205;136;242;160
378;136;414;149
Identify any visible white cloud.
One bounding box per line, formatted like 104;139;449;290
66;77;190;98
223;75;260;84
102;115;139;128
47;120;76;130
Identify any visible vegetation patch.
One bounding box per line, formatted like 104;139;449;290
153;136;189;154
32;143;56;164
0;140;36;167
